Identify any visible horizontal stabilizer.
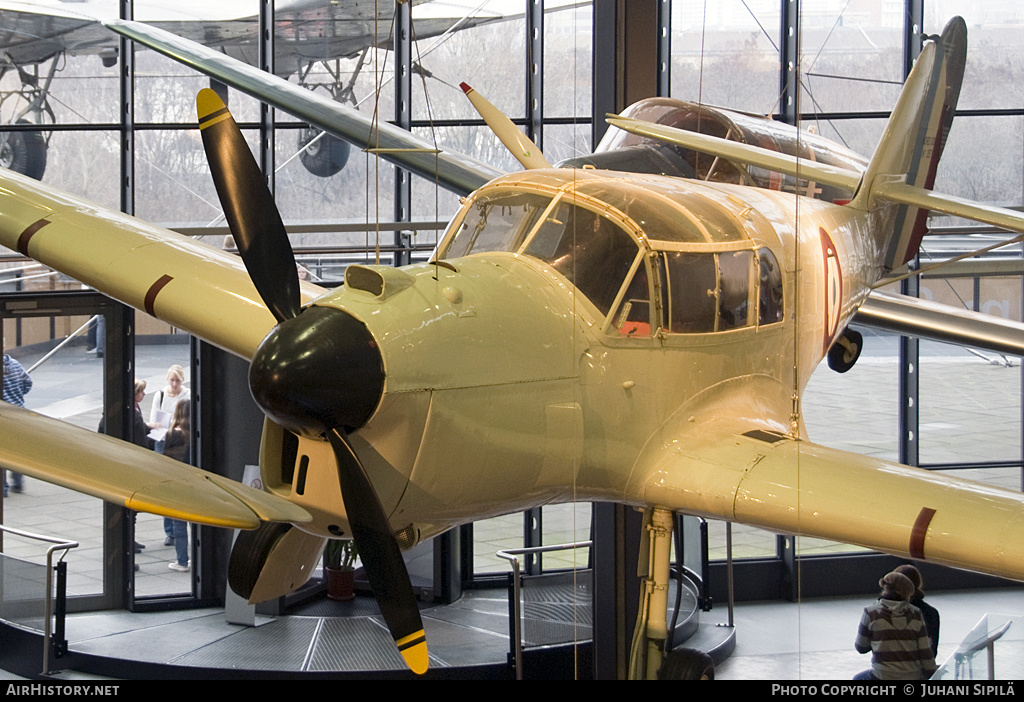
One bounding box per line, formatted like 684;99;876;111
856;290;1024;357
0;404;310;529
873;181;1024;236
605;114;863;193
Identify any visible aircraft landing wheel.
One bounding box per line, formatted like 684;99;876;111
0;120;47;180
229;521;293;600
827;329;863;374
659;648;715;680
298;126;351;178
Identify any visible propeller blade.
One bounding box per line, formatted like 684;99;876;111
327;429;429;675
196;88;301;323
460;82;552;170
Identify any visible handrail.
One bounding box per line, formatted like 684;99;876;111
955;619;1012;680
497;540;592;681
26;315;98;374
0;523;79;675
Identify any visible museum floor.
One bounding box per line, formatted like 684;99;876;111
0;586;1020;680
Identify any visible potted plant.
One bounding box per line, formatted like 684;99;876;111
324;539;357;601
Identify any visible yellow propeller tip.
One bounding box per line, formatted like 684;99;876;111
196;88;225;114
196;88;232;129
397;632;428;675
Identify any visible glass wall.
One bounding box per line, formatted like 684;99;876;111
0;0;600;601
2;0;1023;606
670;0;1024;567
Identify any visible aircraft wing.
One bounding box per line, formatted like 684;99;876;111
106;19;504;196
0;166;326;361
0;402;310;528
635;404;1024;582
0;1;506;74
0;2;113;65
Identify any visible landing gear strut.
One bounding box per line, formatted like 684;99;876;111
629;508;715;679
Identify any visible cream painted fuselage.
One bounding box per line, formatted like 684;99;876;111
267;168;892;545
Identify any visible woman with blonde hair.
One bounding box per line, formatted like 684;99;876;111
149;364;190;438
149;364;190;545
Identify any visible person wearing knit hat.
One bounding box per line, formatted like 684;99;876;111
895;564;940;658
880;571;915;600
853;570;937;680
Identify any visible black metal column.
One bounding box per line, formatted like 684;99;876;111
899;0;923;468
192;339;265;604
119;0;134;216
259;0;276;189
104;300;134;609
779;0;800;125
590;1;659;678
657;0;671;97
592;503;642;679
394;1;412;267
527;0;544;151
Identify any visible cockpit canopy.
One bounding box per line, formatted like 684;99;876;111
564;98;867;204
438;170;784;338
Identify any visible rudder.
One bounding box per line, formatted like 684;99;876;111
852;17;966;272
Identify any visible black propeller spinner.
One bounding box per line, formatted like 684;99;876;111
196;88;428;674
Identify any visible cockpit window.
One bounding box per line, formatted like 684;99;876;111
612;260;653;337
758;248;784;325
659;247;783;334
718;250;754;330
524;203;640;316
661;253;717;333
442;191;550;259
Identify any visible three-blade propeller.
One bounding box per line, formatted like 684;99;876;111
195;88;428;675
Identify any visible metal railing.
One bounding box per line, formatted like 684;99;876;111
953;618;1014;681
0;524;78;675
497;540;592;680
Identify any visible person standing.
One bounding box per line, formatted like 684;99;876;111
3;349;33;496
149;364;190;440
162;400;192;572
149;364;190;545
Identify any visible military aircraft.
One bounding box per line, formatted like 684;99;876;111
3;14;1024;679
0;0;524;180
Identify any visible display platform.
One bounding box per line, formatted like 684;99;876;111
0;579;732;680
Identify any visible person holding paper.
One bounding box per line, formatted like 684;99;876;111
149;364;190;545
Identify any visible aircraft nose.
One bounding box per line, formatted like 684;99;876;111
249;305;384;437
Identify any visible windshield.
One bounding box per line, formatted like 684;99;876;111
440;189;641;318
524;202;641;316
441;191;551;259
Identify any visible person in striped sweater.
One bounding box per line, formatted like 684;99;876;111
853;571;938;680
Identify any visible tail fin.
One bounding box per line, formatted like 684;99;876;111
852;16;966;272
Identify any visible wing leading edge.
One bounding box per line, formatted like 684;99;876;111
105;19;504;197
636;410;1024;582
0;166;325;361
0;403;310;529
